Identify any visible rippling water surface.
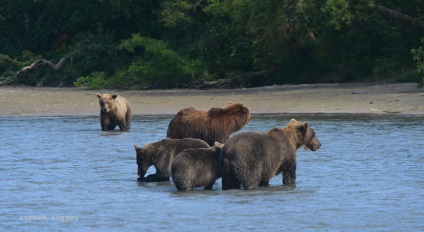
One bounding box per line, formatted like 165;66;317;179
1;114;423;231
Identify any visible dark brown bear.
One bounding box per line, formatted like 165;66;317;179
97;93;132;131
134;138;210;182
171;142;224;191
166;102;251;146
220;119;321;190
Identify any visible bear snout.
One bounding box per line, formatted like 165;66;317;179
309;137;321;151
137;170;145;182
101;107;110;113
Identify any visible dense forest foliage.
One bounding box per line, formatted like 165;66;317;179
1;0;424;89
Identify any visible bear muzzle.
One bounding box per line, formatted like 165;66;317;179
137;167;148;182
308;137;321;151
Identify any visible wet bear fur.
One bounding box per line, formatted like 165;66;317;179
97;93;132;131
135;138;210;182
171;142;224;191
220;119;321;190
166;102;251;146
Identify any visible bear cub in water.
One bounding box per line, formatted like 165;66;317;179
171;142;224;191
135;138;210;182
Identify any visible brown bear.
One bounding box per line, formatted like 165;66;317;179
166;102;251;146
220;119;321;190
97;93;132;131
171;142;224;191
134;138;210;182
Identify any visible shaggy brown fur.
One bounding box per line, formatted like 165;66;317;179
166;102;251;146
134;138;210;182
171;142;224;191
220;119;321;190
97;93;132;131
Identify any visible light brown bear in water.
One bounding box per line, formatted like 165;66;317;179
134;138;210;182
220;119;321;190
166;102;251;146
97;93;132;131
171;142;224;191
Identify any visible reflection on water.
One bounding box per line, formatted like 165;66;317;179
1;114;424;231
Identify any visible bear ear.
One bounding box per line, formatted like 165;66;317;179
290;119;297;124
112;94;118;99
302;122;309;130
214;142;224;147
97;93;102;99
134;144;139;150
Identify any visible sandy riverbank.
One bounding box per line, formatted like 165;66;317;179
0;83;423;117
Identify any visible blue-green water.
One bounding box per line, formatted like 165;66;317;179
1;114;423;231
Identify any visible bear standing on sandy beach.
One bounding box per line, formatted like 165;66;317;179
220;119;321;190
97;93;132;131
166;102;251;146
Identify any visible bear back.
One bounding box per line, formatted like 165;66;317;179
166;103;251;145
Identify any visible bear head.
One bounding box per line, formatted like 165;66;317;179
97;93;118;113
208;102;251;130
224;102;251;125
288;119;321;151
134;144;154;181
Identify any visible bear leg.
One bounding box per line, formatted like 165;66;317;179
100;117;108;131
182;185;194;191
282;161;296;185
283;171;296;185
173;179;193;191
143;173;170;182
259;180;270;187
100;115;117;131
107;122;117;130
175;184;190;191
117;123;126;131
242;177;261;190
125;109;132;129
222;175;241;190
240;165;262;190
117;118;127;131
204;181;216;190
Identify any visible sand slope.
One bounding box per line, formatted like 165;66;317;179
1;83;423;117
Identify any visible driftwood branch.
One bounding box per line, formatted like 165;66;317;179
188;70;269;89
350;3;424;31
0;51;77;86
371;4;424;30
18;57;70;73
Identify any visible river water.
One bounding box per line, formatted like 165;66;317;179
1;114;423;231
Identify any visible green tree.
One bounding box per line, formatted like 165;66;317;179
0;0;163;86
1;0;424;88
411;38;424;88
75;34;204;89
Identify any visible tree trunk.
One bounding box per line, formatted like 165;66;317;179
351;3;424;31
